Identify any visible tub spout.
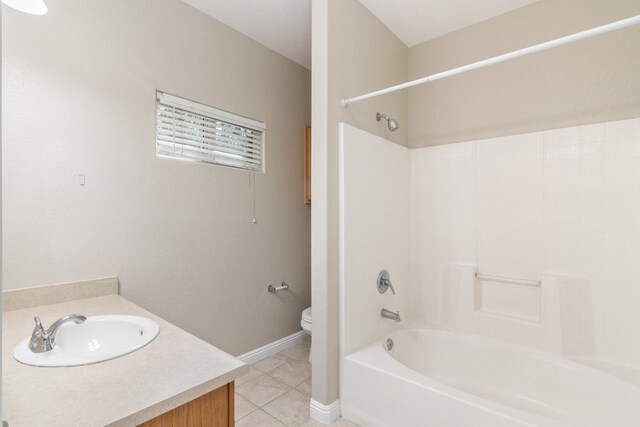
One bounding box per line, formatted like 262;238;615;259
381;308;401;322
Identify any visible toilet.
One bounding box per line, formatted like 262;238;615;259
301;307;312;362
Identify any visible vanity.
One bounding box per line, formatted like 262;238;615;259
2;278;248;427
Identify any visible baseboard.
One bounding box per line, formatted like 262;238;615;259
310;399;341;424
238;330;309;364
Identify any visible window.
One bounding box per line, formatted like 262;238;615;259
156;91;266;172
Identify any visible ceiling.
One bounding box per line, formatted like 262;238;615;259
181;0;538;70
181;0;312;69
359;0;538;47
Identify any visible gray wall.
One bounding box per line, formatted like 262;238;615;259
409;0;640;147
2;0;311;356
311;0;407;406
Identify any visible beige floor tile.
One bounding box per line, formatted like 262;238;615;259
279;341;311;361
236;374;291;407
296;379;312;397
234;393;258;421
253;353;289;373
236;364;264;386
299;417;360;427
268;359;312;387
262;389;310;427
334;418;360;427
237;409;286;427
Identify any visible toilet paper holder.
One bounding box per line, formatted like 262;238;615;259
268;282;290;293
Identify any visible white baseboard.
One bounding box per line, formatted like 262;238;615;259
238;330;309;364
310;399;341;424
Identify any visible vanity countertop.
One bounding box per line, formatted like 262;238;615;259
2;294;248;426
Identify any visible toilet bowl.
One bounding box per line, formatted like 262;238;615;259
301;307;312;334
301;307;312;362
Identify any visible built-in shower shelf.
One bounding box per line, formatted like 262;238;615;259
474;272;542;323
445;265;565;354
474;308;541;324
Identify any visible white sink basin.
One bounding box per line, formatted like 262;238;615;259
13;315;160;367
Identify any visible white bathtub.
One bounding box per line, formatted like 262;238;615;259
341;327;640;426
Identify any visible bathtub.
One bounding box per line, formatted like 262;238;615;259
341;327;640;426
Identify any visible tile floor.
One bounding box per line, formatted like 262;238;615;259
235;338;359;427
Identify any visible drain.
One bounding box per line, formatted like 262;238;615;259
386;338;394;351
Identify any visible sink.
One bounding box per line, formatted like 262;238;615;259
13;315;160;367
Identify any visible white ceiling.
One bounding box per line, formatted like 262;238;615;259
359;0;539;47
182;0;538;70
181;0;312;69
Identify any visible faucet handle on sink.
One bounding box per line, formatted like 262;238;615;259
29;317;47;351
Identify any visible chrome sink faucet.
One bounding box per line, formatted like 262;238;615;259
29;314;86;353
381;308;401;322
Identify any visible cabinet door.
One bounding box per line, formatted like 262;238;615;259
139;382;234;427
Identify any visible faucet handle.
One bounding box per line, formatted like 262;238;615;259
377;270;396;295
385;279;396;295
32;317;45;335
29;317;48;352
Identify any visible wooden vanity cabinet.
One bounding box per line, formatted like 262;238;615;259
139;382;235;427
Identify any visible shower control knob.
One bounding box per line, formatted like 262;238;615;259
377;270;395;295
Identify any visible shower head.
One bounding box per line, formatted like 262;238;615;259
376;112;399;132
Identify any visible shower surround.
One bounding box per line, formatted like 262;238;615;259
339;117;640;425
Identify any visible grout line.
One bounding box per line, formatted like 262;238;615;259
237;408;284;425
236;347;313;424
260;388;295;409
235;402;258;423
237;372;294;407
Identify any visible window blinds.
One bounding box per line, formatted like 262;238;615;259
156;91;266;172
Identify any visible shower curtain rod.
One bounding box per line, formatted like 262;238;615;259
341;14;640;106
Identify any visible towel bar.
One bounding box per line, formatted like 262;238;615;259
474;272;541;287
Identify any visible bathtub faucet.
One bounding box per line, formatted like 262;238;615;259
380;308;401;322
